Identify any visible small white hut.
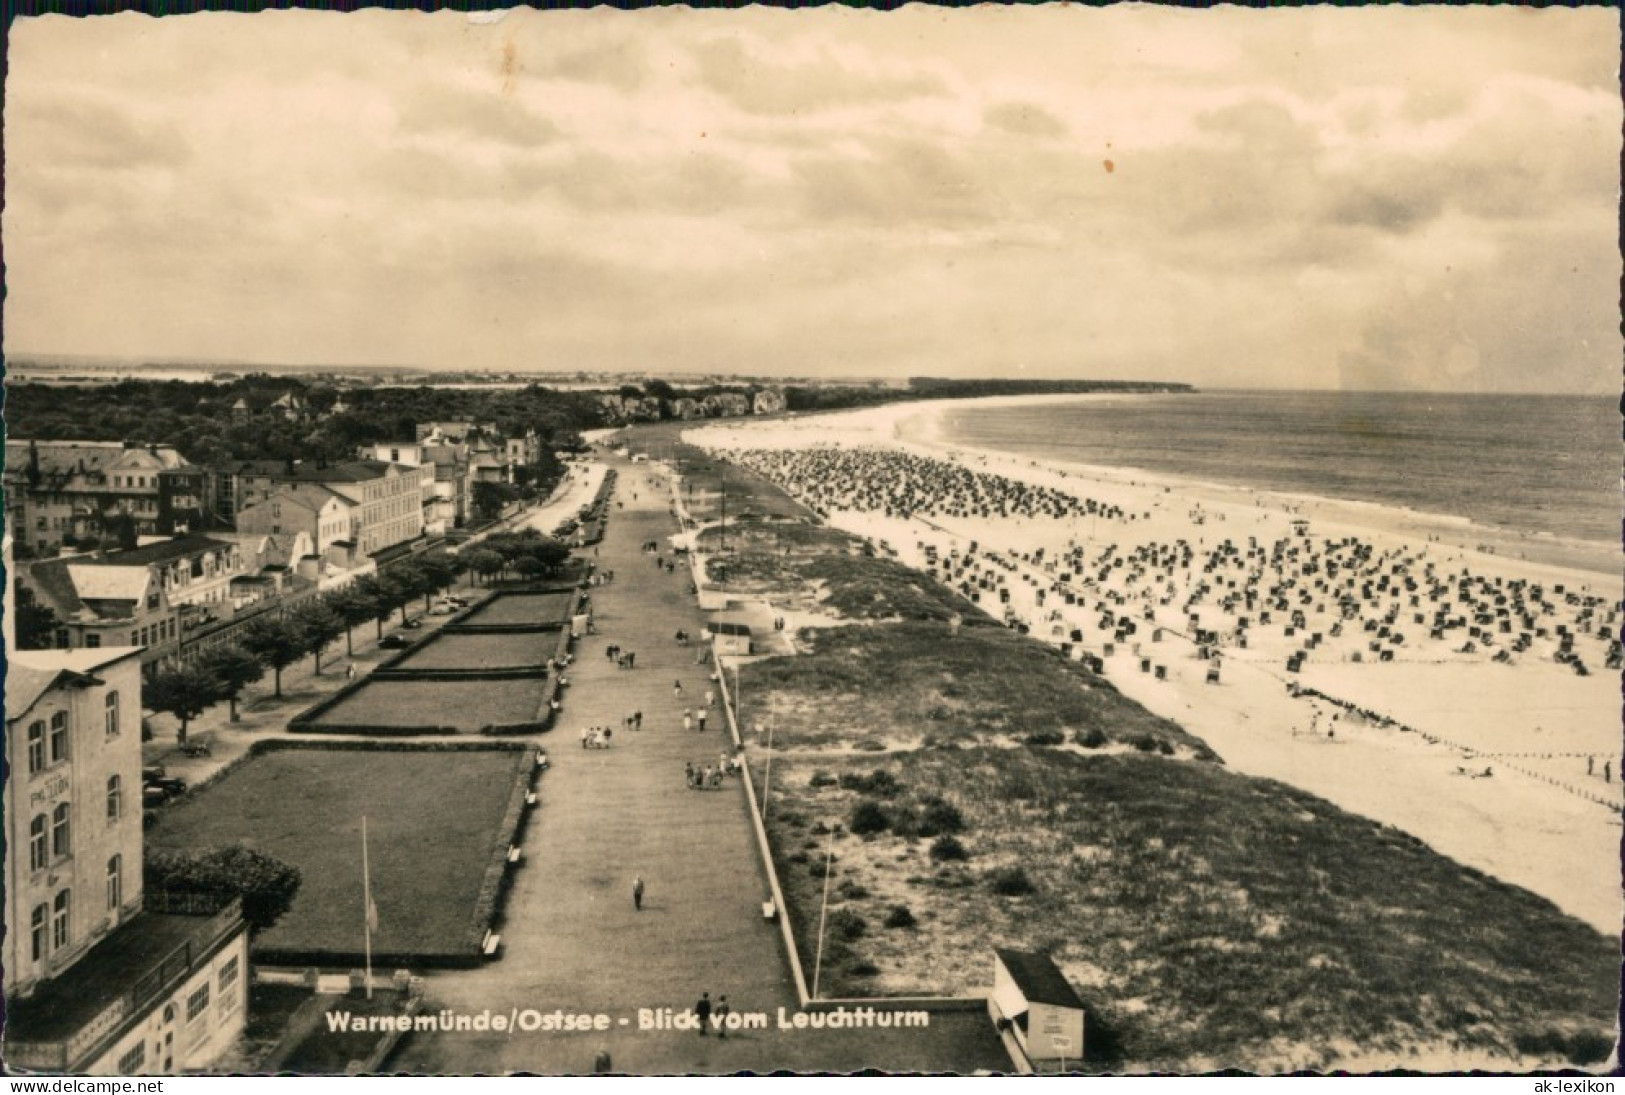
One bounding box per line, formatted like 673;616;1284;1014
990;948;1086;1072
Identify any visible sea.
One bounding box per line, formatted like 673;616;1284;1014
937;390;1621;547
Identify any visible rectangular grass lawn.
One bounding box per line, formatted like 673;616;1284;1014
311;678;545;731
460;591;576;627
392;631;559;671
148;745;532;964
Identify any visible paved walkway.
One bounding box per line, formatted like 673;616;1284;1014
388;453;800;1074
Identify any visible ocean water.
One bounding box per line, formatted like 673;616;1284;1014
938;391;1622;546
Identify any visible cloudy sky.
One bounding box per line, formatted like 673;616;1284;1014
5;6;1619;391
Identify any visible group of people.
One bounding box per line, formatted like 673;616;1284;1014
685;753;740;789
604;643;638;669
581;726;614;749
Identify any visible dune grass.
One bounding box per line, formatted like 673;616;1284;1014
743;620;1212;755
759;747;1617;1071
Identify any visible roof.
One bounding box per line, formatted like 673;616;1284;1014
711;621;753;636
5;664;65;723
284;460;398;484
22;560;87;615
66;565;151;602
994;949;1086;1011
7;649;144;722
80;532;234;568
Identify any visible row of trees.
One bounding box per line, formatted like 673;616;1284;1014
145;552;464;741
461;529;573;586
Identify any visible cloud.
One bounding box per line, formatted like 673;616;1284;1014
394;82;560;149
984;101;1067;138
692;35;947;117
12;91;191;172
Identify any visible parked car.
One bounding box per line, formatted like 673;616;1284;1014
400;618;423;630
144;775;187;800
429;603;458;616
379;634;411;649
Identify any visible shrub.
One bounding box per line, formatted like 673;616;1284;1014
837;879;870;901
930;834;969;862
849;800;891;836
989;866;1037;896
1131;735;1159;753
809;771;838;788
144;844;301;932
883;904;918;929
1024;729;1066;746
840;770;904;797
1157;740;1175;756
830;909;867;940
918;797;965;837
1076;727;1109;749
847;960;881;977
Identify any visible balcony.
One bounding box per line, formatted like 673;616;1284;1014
4;900;244;1073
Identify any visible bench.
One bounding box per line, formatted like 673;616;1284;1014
525;791;538;807
482;932;502;957
507;846;524;865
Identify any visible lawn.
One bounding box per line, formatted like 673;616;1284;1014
801;555;997;626
742;621;1213;756
309;678;546;731
696;518;859;557
619;430;816;523
458;591;577;628
756;747;1618;1072
392;631;559;671
149;745;532;963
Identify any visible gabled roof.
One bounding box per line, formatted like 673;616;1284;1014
6;649;144;724
284;460;398;484
67;565;151;602
994;949;1086;1012
23;559;88;615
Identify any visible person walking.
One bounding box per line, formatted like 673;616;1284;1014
674;680;684;698
346;662;357;681
694;993;712;1036
714;996;731;1039
683;710;693;733
633;875;645;912
634;710;643;730
697;711;708;732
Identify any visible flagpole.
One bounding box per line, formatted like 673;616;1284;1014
362;815;374;1001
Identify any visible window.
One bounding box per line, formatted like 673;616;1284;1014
52;890;70;950
107;775;123;821
52;802;71;858
218;955;241;1012
118;1042;146;1075
86;633;101;649
106;692;121;737
49;712;69;762
107;855;123;911
186;982;210;1023
31;904;48;961
27;721;46;773
29;815;47;871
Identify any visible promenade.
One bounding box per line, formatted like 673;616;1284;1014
388;451;1007;1074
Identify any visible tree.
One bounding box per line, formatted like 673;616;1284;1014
466;549;504;588
145;844;302;934
237;613;309;698
145;664;222;743
291;600;346;675
472;480;518;522
195;643;266;722
394;561;439;612
512;555;544;582
324;586;376;657
15;598;61;651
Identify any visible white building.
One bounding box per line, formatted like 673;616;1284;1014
3;645;250;1075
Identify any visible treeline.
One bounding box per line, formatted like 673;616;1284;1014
906;377;1195;398
3;377;607;465
783;376;1193;415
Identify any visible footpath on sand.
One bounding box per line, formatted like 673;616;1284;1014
388;452;1006;1074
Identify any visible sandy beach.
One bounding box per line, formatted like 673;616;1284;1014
687;395;1623;936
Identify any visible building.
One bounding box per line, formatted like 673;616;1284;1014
209;460;290;522
989;949;1086;1072
504;429;543;468
4;441;206;556
15;535;248;663
3;647;250;1074
289;462;424;558
236;484;356;557
415;421;496;445
358;442;459;534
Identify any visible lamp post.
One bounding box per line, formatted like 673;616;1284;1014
811;822;841;1000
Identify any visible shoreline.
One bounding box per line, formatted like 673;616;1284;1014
893;393;1620;580
684;395;1623;936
